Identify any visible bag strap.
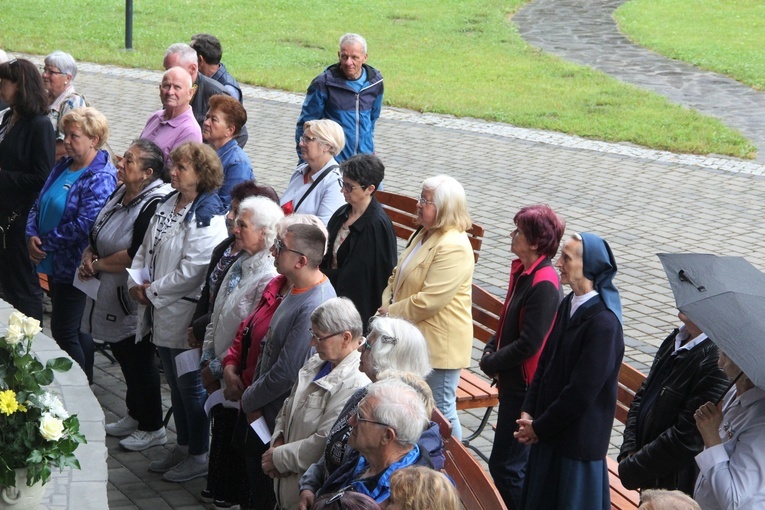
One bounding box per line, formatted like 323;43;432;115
293;164;339;213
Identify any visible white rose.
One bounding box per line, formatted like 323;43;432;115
8;311;24;329
21;316;42;338
39;413;65;441
5;324;24;345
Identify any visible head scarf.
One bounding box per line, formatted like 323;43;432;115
579;232;622;324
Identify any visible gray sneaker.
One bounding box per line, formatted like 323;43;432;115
149;445;187;473
119;428;167;451
162;456;208;482
105;415;139;437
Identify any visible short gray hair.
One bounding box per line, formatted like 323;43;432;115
165;43;198;66
639;489;700;510
238;195;284;250
339;33;367;54
366;379;428;447
303;119;345;156
368;317;431;378
311;297;363;339
45;51;78;79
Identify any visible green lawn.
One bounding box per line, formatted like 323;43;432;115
0;0;755;158
616;0;765;91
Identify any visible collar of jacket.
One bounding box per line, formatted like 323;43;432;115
563;292;607;328
160;189;226;227
325;63;383;89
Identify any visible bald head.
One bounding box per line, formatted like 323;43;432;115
160;67;194;113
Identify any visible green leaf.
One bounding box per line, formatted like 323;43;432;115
46;357;73;372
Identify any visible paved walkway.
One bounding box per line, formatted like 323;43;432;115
17;53;765;508
513;0;765;162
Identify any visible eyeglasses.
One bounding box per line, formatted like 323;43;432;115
299;135;318;145
416;196;435;206
358;337;372;352
308;329;343;342
338;179;366;193
354;407;394;430
39;66;66;76
326;487;354;504
272;237;305;258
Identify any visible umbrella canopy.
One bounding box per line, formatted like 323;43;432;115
658;253;765;388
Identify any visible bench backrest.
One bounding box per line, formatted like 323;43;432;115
432;409;508;510
375;190;485;262
615;362;646;425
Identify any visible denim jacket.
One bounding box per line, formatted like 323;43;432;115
26;150;117;283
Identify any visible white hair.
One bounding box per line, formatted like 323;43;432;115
368;317;431;378
45;51;78;79
238;195;284;249
339;33;367;54
165;43;198;66
366;378;429;447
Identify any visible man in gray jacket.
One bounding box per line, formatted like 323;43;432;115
240;215;336;508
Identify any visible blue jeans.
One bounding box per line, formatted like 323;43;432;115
157;346;209;455
427;368;462;440
489;391;529;510
50;283;92;383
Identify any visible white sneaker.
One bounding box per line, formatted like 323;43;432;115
105;415;139;437
149;445;187;473
119;428;167;451
162;456;208;482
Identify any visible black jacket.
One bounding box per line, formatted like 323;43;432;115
0;112;55;217
321;198;396;331
522;294;624;460
190;234;236;341
618;329;728;494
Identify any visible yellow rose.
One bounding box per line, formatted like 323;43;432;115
39;414;65;441
22;316;42;338
4;324;23;345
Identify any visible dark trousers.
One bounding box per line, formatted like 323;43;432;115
0;218;43;321
206;406;245;504
235;412;276;510
50;283;92;383
109;334;163;431
489;391;530;510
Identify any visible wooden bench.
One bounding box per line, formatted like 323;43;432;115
375;190;485;262
458;283;502;461
608;362;646;509
433;409;508;510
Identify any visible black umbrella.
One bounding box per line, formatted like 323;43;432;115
658;253;765;389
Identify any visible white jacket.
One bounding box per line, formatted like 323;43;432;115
203;248;277;357
272;350;371;510
129;193;227;349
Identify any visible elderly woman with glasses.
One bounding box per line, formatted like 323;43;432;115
26;107;117;383
299;317;440;510
41;51;88;161
260;297;371;510
321;154;396;330
280;119;345;225
380;174;474;440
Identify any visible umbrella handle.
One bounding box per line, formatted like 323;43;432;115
679;270;706;292
716;371;744;405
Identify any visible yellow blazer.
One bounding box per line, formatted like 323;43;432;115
381;227;474;369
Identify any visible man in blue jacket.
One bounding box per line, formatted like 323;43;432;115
296;33;384;162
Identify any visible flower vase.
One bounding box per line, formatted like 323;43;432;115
0;470;44;510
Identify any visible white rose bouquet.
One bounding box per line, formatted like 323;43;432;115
0;312;86;487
